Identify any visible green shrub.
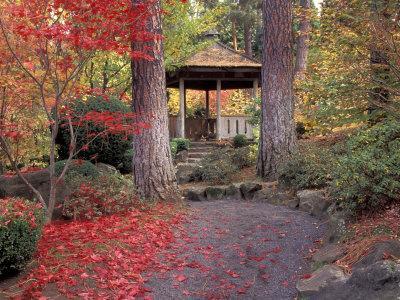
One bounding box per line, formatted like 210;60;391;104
330;119;400;214
231;145;257;169
55;160;99;181
192;146;257;184
279;145;338;190
120;149;134;174
233;134;248;148
63;173;138;220
170;141;178;158
0;198;45;274
57;96;132;171
171;138;190;152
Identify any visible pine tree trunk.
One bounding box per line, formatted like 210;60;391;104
244;22;252;57
257;0;297;180
232;20;238;51
131;0;178;200
295;0;311;79
369;0;390;119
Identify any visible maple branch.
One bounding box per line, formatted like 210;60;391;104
0;136;47;209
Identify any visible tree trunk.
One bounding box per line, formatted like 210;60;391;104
369;0;390;120
131;0;178;200
244;22;253;57
232;19;238;51
257;0;297;180
295;0;311;79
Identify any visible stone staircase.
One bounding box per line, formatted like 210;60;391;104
187;141;217;163
176;141;219;183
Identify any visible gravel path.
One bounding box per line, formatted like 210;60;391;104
145;199;326;300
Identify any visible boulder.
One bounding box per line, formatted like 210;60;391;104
297;189;331;219
240;182;262;200
296;265;348;298
186;188;206;201
353;240;400;269
205;186;225;201
350;260;400;291
312;243;345;264
175;150;189;164
0;169;69;220
95;163;118;175
224;185;241;199
253;188;299;208
176;164;194;184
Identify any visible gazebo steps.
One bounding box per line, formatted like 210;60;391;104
190;141;219;148
188;158;202;163
188;152;211;159
188;147;214;153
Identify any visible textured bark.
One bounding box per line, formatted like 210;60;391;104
131;0;178;200
369;0;390;119
244;22;253;57
295;0;311;79
232;20;238;51
257;0;297;180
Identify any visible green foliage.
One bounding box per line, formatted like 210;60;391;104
245;97;261;126
163;0;225;71
279;145;338;190
171;138;190;152
57;96;132;171
231;145;257;169
170;141;178;158
0;198;45;274
192;149;238;184
192;146;256;184
55;160;99;181
331;119;400;214
120;149;134;174
233;134;248;148
63;173;138;220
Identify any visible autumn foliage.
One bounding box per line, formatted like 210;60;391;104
14;204;184;298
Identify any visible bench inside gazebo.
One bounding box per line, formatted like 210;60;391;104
166;36;261;141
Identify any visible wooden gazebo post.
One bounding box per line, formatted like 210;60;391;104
216;80;222;140
178;78;185;138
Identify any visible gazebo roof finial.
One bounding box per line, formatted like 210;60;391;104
204;29;220;40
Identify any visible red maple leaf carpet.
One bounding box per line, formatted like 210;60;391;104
4;200;325;299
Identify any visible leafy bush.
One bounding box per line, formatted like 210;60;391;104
296;122;307;137
192;153;238;184
171;138;190;152
57;96;132;171
120;149;134;174
279;145;338;190
233;134;248;148
55;159;99;180
192;146;256;184
63;174;138;220
170;141;178;158
0;198;45;274
330;119;400;214
231;145;257;169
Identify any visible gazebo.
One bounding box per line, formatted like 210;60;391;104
166;37;261;141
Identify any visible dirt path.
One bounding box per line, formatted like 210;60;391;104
145;199;326;300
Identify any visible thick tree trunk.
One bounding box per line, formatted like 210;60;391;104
295;0;311;79
257;0;297;180
131;0;178;200
244;22;252;57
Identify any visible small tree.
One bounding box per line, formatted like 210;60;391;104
0;0;153;221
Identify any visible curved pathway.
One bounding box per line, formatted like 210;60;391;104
145;199;326;299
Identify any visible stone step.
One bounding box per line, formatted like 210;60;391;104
190;142;219;148
188;158;202;163
189;147;214;153
188;152;210;159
